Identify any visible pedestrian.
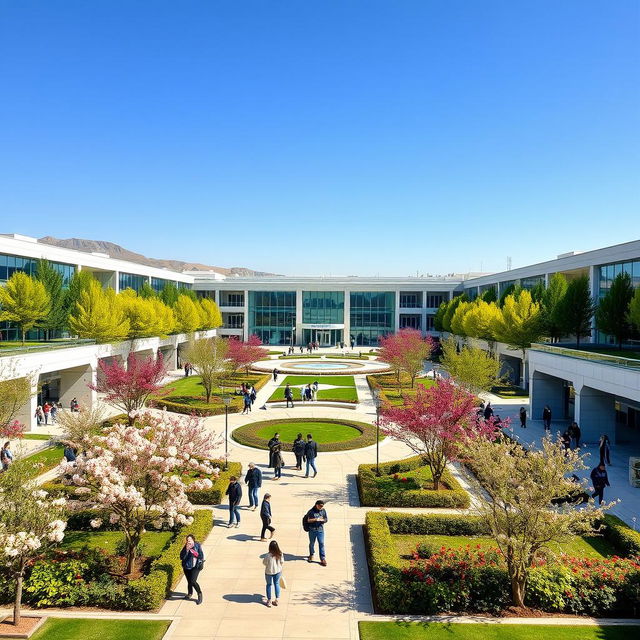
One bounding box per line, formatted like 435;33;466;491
293;433;305;470
179;533;204;604
304;499;328;566
50;403;58;423
300;385;306;403
351;339;355;349
599;434;611;466
245;462;262;510
542;405;552;430
304;433;318;478
250;385;257;404
242;391;252;414
312;380;319;401
225;476;242;527
273;368;279;383
184;362;189;377
519;407;527;428
262;540;284;608
43;402;50;425
70;397;79;412
63;445;77;463
304;384;312;402
483;402;494;421
35;405;44;425
284;384;294;408
590;463;610;504
1;442;13;471
568;422;581;449
260;493;275;541
560;430;571;452
269;438;283;480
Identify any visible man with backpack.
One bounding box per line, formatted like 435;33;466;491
303;499;328;566
304;433;318;478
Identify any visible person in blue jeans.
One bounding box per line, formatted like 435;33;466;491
245;462;262;511
225;476;242;527
262;540;284;607
305;500;328;566
304;434;318;478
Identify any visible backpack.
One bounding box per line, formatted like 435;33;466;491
302;513;310;532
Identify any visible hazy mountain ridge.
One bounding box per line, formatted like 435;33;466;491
38;237;275;277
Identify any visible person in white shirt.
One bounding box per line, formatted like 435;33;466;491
262;540;284;607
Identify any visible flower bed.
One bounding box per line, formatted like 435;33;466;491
367;373;435;407
364;512;640;616
358;456;469;508
231;418;379;452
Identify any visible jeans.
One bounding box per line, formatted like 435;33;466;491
593;487;605;504
184;567;202;597
308;528;325;559
265;572;281;600
249;486;259;507
295;453;303;469
261;515;275;539
306;458;317;476
229;503;240;525
274;466;282;479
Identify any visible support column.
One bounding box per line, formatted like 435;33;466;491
575;385;616;444
59;363;97;414
530;370;566;424
15;377;38;432
160;345;177;370
394;290;400;333
295;289;303;346
343;289;351;345
588;265;598;343
243;290;249;341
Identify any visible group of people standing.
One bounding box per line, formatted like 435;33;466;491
183;362;194;377
240;383;257;414
283;382;319;407
269;432;318;478
35;401;59;425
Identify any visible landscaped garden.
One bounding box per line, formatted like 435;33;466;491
368;372;435;406
1;618;170;640
267;375;358;404
231;417;380;451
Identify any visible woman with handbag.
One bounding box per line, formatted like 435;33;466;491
261;540;285;608
180;533;204;605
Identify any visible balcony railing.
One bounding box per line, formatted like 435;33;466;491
530;343;640;369
0;339;97;357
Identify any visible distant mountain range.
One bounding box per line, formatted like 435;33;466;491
38;236;275;277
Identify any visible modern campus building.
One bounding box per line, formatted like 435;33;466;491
1;233;639;445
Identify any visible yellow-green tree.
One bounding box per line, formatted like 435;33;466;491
150;298;176;336
440;336;501;393
199;298;223;330
184;336;232;402
173;294;201;334
449;300;472;337
69;280;130;343
0;272;50;344
462;299;501;350
629;286;640;332
119;289;158;339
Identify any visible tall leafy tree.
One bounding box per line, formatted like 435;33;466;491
433;301;448;332
554;275;594;348
529;280;546;304
199;298;223;330
596;272;634;350
65;270;96;323
139;281;156;299
540;272;568;342
461;299;501;350
0;272;50;344
159;282;180;306
499;283;520;307
174;294;201;334
628;286;640;332
480;287;497;303
150;298;176;336
227;334;269;375
184;336;232;402
449;300;471;337
119;289;158;339
440;336;501;393
442;294;467;332
35;260;67;340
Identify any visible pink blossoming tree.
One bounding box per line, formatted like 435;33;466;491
91;352;168;424
61;413;220;574
226;334;268;375
381;378;499;489
378;329;434;389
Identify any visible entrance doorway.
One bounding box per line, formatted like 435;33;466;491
317;331;331;347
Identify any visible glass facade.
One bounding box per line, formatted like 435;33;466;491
426;292;447;308
248;291;296;345
302;291;344;324
151;277;175;293
399;314;421;329
598;260;640;299
350;291;395;346
119;272;148;292
0;253;75;286
399;292;422;308
220;291;245;307
521;275;545;290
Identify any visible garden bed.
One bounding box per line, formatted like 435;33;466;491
367;373;435;407
267;375;358;404
364;512;640;616
358;456;470;508
231;418;380;452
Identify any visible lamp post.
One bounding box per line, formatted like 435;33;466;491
373;389;381;476
223;395;231;471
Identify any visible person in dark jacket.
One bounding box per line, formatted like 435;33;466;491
483;403;494;421
284;383;294;408
272;368;279;382
293;433;305;471
259;493;275;541
542;405;552;430
519;407;527;428
305;500;328;566
304;434;318;478
270;440;283;479
179;534;204;604
63;446;77;463
590;463;610;504
245;463;262;510
599;434;611;465
568;422;581;449
225;476;243;527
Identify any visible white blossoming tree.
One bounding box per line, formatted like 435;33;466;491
0;459;67;626
62;413;220;574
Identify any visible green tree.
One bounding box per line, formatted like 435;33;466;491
199;298;223;330
596;272;634;350
541;272;568;343
0;272;50;344
119;289;159;339
65;270;96;323
555;275;595;348
433;301;448;332
35;260;67;340
442;294;467;332
184;336;232;402
139;281;156;299
499;283;520;307
159;282;180;306
174;294;201;334
462;299;501;350
480;287;497;303
449;300;471;337
69;280;130;343
150;298;176;336
529;280;546;304
628;286;640;331
0;376;33;431
440;336;501;393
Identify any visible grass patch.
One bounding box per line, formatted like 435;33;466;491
23;433;53;440
31;618;170;640
22;445;64;477
268;386;358;403
61;531;173;558
491;384;529;398
368;373;435;407
358;622;638;640
254;420;362;443
278;375;356;387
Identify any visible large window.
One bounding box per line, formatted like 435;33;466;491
598;260;640;299
119;272;148;293
350;291;395;346
399;292;422;308
399;314;421;329
248;291;296;345
0;253;75;286
220;291;244;307
223;313;245;329
425;292;447;308
302;291;344;324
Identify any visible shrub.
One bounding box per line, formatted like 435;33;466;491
358;456;469;508
602;514;640;557
185;461;242;505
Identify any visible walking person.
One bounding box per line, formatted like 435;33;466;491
519;406;527;428
568;422;581;449
483;402;494;421
599;434;611;466
304;433;318;478
225;476;242;527
179;533;204;604
242;391;252;414
43;402;51;425
590;463;610;505
300;385;306;403
293;433;305;471
262;540;284;608
542;405;552;431
50;403;58;423
245;462;262;510
304;384;312;402
284;384;294;408
250;385;257;405
1;442;13;471
260;493;275;541
269;438;283;480
312;380;319;401
273;368;279;383
304;499;328;566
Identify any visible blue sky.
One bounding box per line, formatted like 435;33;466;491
0;1;638;276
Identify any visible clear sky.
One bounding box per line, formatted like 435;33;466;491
0;1;638;276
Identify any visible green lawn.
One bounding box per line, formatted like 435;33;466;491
268;385;358;403
278;375;356;387
164;372;266;397
393;534;615;567
61;530;174;557
22;445;65;476
23;433;53;440
373;464;442;494
254;420;362;443
359;622;639;640
30;618;170;640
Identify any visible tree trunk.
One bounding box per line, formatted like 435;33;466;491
125;534;140;575
13;572;23;625
511;575;525;608
576;332;580;348
21;329;26;346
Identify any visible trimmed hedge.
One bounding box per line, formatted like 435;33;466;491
231;418;379;452
602;514;640;557
358;456;470;509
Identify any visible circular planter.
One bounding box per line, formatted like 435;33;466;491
231;417;379;452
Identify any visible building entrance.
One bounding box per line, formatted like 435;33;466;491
301;328;343;347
